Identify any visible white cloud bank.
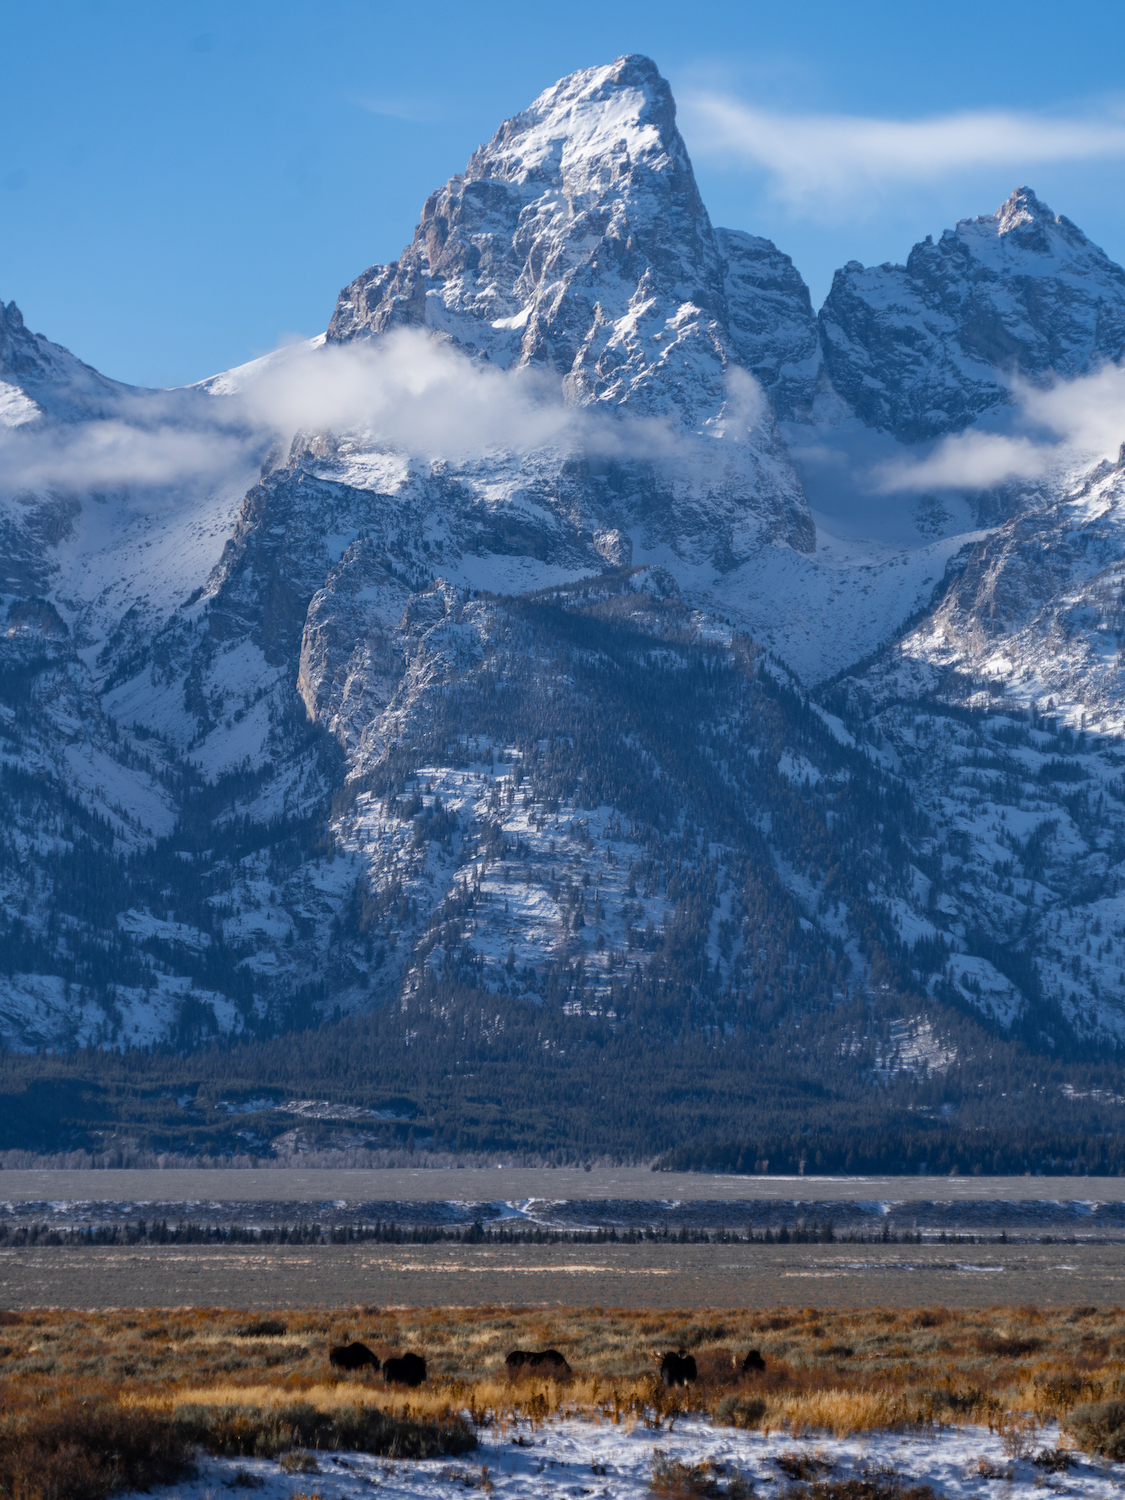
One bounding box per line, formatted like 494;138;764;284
0;330;765;497
238;331;682;460
0;411;253;494
5;325;1121;508
876;363;1125;493
681;92;1125;206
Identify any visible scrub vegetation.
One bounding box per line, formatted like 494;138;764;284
2;1302;1125;1496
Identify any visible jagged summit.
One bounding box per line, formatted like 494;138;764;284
995;185;1055;234
463;53;682;190
0;297;130;425
956;184;1117;271
1;300;34;375
817;184;1125;442
326;55;814;559
328;53;724;416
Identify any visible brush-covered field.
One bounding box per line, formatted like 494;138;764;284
4;1303;1125;1498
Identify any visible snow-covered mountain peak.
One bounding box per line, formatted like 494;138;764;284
466;53;678;196
950;185;1117;277
994;185;1054;236
323;57;814;563
0;297;130;423
819;188;1125;442
327;53;722;407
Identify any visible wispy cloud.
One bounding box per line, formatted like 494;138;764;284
681;92;1125;206
877;429;1052;492
237;330;687;462
0;379;261;494
876;363;1125;493
351;93;442;123
3;329;769;497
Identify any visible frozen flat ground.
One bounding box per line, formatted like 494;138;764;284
122;1416;1119;1500
4;1168;1124;1202
9;1168;1125;1247
6;1241;1125;1309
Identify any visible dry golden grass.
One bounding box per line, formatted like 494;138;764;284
763;1390;911;1437
3;1299;1125;1462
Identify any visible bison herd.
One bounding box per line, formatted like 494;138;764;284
328;1341;766;1388
658;1347;767;1386
327;1342;427;1385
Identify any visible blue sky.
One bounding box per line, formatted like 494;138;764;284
5;0;1125;387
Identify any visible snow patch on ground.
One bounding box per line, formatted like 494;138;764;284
121;1416;1117;1500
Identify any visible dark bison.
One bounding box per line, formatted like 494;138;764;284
329;1341;380;1372
505;1349;572;1378
384;1351;427;1386
741;1349;766;1374
658;1350;697;1387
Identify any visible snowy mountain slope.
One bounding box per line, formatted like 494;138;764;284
817;449;1125;1044
307;571;875;1030
704;522;978;684
813;686;1125;1047
867;449;1125;733
0;324;272;1049
0;292;265;663
290;560;1125;1060
0;303;297;1048
818;188;1125;442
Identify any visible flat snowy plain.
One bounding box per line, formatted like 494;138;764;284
122;1416;1119;1500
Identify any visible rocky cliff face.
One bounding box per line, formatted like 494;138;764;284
818;188;1125;441
854;447;1125;735
715;229;820;422
331;56;721;399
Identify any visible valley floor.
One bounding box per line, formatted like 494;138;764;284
6;1167;1125;1203
5;1239;1125;1309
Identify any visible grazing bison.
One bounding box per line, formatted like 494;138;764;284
329;1341;380;1372
237;1319;287;1338
741;1349;766;1374
658;1350;697;1387
384;1351;427;1386
505;1349;572;1378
